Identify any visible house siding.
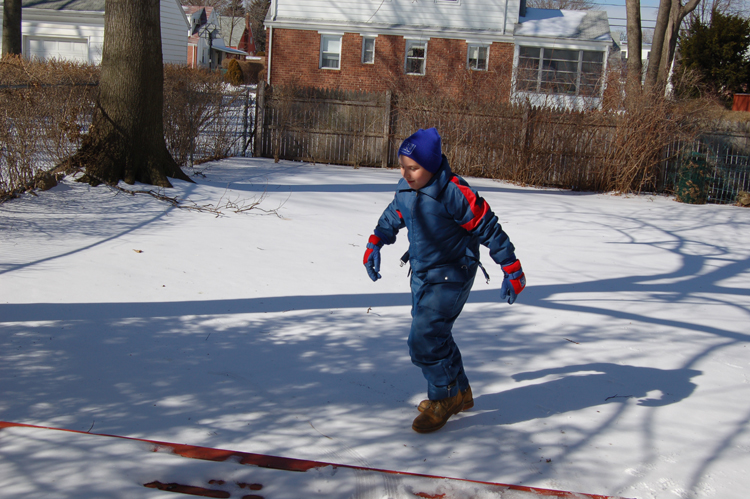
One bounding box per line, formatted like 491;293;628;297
268;28;514;100
161;0;189;65
19;12;105;64
0;1;187;65
271;0;512;33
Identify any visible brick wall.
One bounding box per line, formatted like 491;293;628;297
266;28;515;101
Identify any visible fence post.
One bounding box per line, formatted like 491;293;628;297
382;90;392;169
242;85;251;157
519;104;533;177
254;80;266;158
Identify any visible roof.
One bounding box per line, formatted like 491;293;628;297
218;16;246;47
212;45;248;56
21;0;105;10
266;0;515;40
515;8;611;42
183;5;214;17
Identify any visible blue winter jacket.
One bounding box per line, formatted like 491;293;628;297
374;155;516;274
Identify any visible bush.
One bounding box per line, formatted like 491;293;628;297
1;60;248;200
163;64;247;167
0;57;98;201
225;59;244;86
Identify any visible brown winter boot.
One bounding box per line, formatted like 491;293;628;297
412;390;465;433
418;385;473;413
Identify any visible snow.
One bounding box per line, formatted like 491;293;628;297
1;157;750;499
516;9;611;41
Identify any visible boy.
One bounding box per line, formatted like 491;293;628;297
363;127;525;433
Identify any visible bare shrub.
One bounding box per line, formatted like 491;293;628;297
1;59;249;200
163;65;227;167
162;66;248;166
390;69;706;194
0;57;98;200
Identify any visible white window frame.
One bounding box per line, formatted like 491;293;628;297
515;45;605;97
467;44;489;71
362;36;376;64
319;33;343;70
405;39;427;75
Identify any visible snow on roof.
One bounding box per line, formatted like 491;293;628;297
21;0;105;11
516;8;611;42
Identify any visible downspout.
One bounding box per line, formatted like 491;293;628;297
266;0;278;85
266;26;273;85
503;0;509;35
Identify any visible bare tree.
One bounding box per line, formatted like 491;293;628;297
694;0;748;21
65;0;190;187
626;0;644;105
2;0;22;56
220;0;246;47
644;0;702;92
247;0;270;53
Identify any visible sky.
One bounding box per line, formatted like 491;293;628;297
2;157;750;499
590;0;661;32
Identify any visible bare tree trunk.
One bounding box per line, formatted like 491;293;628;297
2;0;22;57
655;0;702;89
644;0;672;92
626;0;644;106
66;0;190;187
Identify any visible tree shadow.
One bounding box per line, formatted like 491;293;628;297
456;363;701;428
2;159;750;498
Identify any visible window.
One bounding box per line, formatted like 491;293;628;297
320;34;342;69
405;40;427;75
468;45;488;71
362;37;375;64
517;46;605;96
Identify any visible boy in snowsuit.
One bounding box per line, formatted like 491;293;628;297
363;128;526;433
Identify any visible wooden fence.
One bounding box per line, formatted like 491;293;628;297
253;82;750;204
254;83;392;168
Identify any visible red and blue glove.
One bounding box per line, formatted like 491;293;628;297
363;233;384;281
500;259;526;304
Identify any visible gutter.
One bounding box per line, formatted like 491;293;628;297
265;0;277;85
266;26;273;85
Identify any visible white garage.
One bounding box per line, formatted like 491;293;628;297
0;0;188;65
25;36;89;63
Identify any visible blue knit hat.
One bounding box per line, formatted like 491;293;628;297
398;128;442;173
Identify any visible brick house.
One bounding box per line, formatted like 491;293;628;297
263;0;613;109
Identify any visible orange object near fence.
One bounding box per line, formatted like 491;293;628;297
732;94;750;111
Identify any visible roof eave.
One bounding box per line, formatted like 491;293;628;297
265;18;514;43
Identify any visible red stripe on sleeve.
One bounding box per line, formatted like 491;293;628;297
451;177;489;231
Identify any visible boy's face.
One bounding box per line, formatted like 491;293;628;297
399;155;433;190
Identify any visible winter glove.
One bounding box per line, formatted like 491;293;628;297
500;259;526;304
363;233;384;281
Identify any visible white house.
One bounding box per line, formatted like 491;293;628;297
184;6;248;69
513;8;612;109
0;0;189;65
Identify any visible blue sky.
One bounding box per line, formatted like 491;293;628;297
590;0;661;31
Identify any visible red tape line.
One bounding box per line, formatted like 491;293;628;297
0;421;628;499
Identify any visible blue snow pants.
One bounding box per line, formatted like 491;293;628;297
408;262;477;401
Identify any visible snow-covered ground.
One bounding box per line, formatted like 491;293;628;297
1;158;749;499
